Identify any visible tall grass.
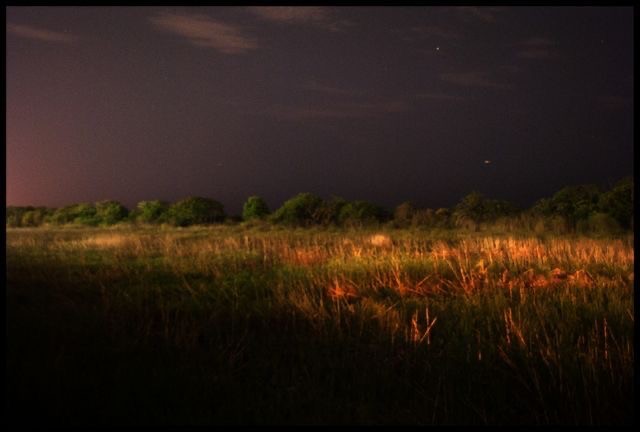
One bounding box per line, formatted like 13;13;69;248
6;226;634;425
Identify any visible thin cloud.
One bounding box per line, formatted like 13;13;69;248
415;92;465;101
454;7;502;23
409;25;462;40
497;64;521;74
515;37;559;60
301;80;361;96
248;6;352;31
149;11;257;54
519;37;555;47
7;23;76;43
266;100;408;120
440;71;513;90
599;95;632;111
517;49;556;59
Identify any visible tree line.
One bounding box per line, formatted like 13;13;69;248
6;177;633;234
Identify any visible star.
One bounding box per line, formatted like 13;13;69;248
436;46;440;51
484;160;492;164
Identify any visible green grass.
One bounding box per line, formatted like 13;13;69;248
6;226;634;425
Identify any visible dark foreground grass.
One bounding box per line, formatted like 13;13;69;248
6;227;634;425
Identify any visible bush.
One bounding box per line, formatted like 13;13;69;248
533;185;601;230
394;202;415;228
598;177;633;229
338;200;388;227
411;208;435;228
95;200;129;225
533;217;547;235
167;197;226;227
73;204;100;226
434;208;452;228
7;206;33;227
271;193;324;226
454;193;518;229
20;208;50;227
49;203;99;226
315;196;348;226
242;196;270;221
587;212;622;234
134;200;170;224
456;217;478;232
453;192;485;227
549;215;570;235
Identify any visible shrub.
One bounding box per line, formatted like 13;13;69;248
454;193;518;229
7;206;33;227
95;200;129;225
598;177;633;229
49;203;98;226
434;208;452;228
271;193;324;226
338;200;388;227
483;199;519;220
587;212;622;234
411;208;435;228
394;202;415;228
167;197;226;227
533;185;601;230
315;196;348;226
135;200;170;224
453;192;485;227
242;196;270;221
72;204;100;226
21;209;50;227
549;215;570;235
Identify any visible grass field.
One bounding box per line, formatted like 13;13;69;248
6;225;634;425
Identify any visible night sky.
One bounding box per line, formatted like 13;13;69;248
6;6;634;215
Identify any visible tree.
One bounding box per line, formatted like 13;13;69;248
242;196;270;221
534;184;602;230
411;208;435;228
586;212;621;234
453;192;486;229
20;207;50;227
7;206;33;227
394;201;415;227
434;208;451;228
50;205;74;225
315;196;348;226
135;200;170;224
167;197;226;227
95;200;129;225
271;193;324;226
482;199;519;224
71;203;100;226
531;198;553;216
338;200;388;227
598;177;633;229
454;193;518;230
49;203;98;226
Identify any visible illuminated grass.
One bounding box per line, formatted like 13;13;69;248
6;226;634;425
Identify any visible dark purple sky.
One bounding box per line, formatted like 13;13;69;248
6;6;633;215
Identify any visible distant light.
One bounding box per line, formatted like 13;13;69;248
484;160;492;164
436;46;440;51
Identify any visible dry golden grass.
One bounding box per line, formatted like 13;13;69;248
369;233;393;248
6;226;634;424
7;228;633;292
